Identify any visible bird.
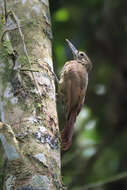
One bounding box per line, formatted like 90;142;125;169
58;39;92;150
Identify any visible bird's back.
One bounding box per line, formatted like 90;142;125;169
59;60;88;117
59;60;88;150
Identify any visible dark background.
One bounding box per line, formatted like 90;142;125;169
50;0;127;189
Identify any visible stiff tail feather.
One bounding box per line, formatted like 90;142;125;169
61;110;77;150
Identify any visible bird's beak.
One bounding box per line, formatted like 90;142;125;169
66;39;78;58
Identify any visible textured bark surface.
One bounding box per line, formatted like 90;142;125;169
0;0;62;189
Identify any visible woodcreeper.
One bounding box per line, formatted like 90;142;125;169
58;39;92;150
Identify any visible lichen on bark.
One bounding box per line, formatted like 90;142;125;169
0;0;62;189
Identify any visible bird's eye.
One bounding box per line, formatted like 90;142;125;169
80;53;84;57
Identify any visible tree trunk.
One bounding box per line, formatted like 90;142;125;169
0;0;62;189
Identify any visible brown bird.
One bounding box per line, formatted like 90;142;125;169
58;39;92;150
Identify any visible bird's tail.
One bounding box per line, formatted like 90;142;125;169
61;109;77;150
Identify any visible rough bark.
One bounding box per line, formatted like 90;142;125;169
0;0;62;189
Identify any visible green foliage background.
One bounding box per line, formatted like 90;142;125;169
50;0;127;189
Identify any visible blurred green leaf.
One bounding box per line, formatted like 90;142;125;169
54;8;69;22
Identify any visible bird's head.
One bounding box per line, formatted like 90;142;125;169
66;39;92;72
